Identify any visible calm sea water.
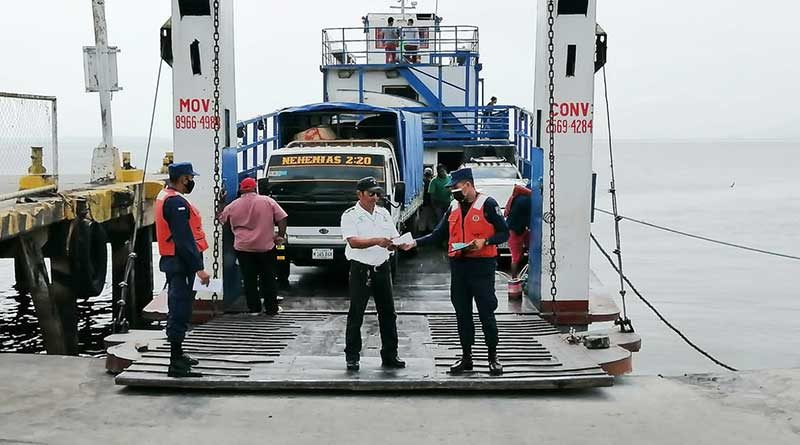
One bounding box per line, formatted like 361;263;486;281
1;138;798;375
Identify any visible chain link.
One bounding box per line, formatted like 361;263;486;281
211;0;222;305
546;0;558;323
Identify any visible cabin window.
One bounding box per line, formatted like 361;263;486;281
557;0;589;15
382;85;419;102
566;44;576;77
178;0;211;16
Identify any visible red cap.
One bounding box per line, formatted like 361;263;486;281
239;177;257;192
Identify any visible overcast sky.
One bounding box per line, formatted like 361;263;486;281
2;0;799;142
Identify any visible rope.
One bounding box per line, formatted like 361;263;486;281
590;233;739;372
112;57;163;333
594;208;800;261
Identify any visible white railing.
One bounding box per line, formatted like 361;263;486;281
322;25;479;66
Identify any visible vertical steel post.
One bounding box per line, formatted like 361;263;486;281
90;0;118;182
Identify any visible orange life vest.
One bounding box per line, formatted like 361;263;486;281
448;194;498;258
154;187;208;256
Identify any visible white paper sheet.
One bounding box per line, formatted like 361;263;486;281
392;232;414;246
193;277;223;294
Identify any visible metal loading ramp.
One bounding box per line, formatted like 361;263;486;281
116;312;614;391
116;252;614;390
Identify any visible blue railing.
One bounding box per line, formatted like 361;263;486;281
221;111;279;204
223;105;540;196
401;105;511;145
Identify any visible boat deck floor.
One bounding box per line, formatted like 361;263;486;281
116;251;614;391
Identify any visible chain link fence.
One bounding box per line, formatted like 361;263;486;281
0;92;58;201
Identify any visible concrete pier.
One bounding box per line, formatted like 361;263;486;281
0;179;161;354
0;353;797;444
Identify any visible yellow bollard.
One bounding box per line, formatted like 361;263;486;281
118;151;144;182
18;146;55;190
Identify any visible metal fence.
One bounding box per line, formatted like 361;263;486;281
0;92;58;201
322;25;479;66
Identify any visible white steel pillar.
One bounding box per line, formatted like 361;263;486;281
90;0;120;183
533;0;598;322
170;0;238;292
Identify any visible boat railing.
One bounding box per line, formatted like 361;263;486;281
321;25;479;66
223;104;540;195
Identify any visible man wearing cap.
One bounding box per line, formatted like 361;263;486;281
218;177;288;315
340;177;405;371
401;167;509;376
155;162;210;378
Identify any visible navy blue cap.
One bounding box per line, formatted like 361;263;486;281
446;167;473;187
168;162;200;179
356;176;383;193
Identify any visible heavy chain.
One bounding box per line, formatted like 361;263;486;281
546;0;558;323
211;0;222;303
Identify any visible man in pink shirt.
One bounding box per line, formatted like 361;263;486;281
218;177;288;315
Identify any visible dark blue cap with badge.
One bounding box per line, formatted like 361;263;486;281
356;176;383;194
168;162;200;180
446;167;474;187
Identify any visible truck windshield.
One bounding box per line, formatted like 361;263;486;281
264;154;385;199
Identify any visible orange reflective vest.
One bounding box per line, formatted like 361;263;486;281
447;194;498;258
154;188;208;256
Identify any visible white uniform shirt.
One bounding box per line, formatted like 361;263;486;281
341;202;400;266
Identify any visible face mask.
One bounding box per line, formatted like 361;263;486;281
452;188;466;202
185;179;196;194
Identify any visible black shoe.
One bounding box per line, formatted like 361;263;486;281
381;356;406;369
167;362;202;378
449;357;473;375
488;357;504;376
346;359;360;371
182;354;199;366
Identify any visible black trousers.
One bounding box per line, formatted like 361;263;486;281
165;271;195;344
450;258;499;352
236;249;278;313
344;260;398;361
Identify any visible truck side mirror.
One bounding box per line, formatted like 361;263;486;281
394;181;405;204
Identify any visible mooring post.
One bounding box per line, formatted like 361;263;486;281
18;230;77;355
132;225;154;327
13;253;31;295
110;231;129;330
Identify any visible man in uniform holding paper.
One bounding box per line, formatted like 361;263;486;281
155;162;211;378
340;177;406;371
401;168;509;376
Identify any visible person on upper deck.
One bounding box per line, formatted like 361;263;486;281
382;17;400;64
402;18;420;63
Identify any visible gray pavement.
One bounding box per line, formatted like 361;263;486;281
0;353;797;444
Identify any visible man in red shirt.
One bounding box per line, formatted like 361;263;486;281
218;177;288;315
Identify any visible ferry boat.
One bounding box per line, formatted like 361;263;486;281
116;0;641;389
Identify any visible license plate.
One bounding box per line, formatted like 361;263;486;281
312;248;334;260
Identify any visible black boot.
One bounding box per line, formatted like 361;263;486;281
449;347;473;375
381;355;406;369
168;342;202;378
182;354;199;366
488;348;503;376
